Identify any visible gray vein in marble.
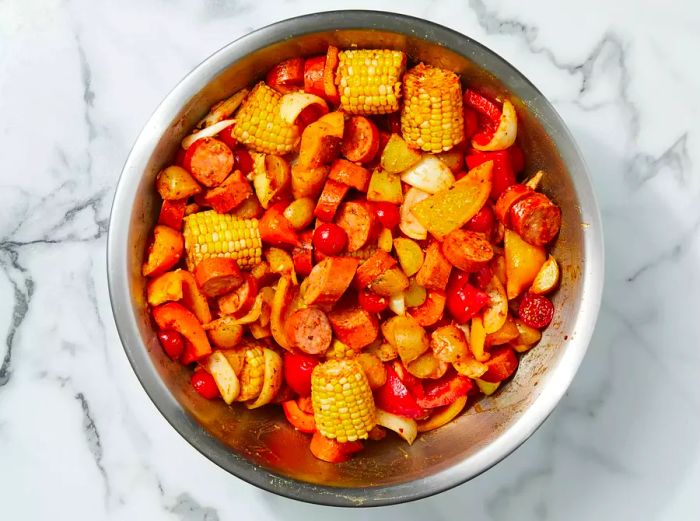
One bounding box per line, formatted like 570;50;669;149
169;493;220;521
485;464;553;521
75;391;111;502
0;248;33;387
626;133;691;189
469;0;640;137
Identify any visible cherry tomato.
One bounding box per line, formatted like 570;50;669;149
372;202;400;229
191;371;220;399
465;204;495;235
471;265;493;291
157;329;185;360
446;271;490;323
518;293;554;329
217;124;238;150
313;223;348;255
358;288;389;313
233;147;254;175
283;352;320;396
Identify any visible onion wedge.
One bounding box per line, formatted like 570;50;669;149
246;348;283;409
525;170;544;190
279;92;329;125
401;156;455;194
203;351;240;404
472;99;517;151
199;88;249;128
399;187;429;240
375;409;418;445
417;395;467;432
181;119;235;150
389;292;406;316
270;276;293;350
204;293;264;329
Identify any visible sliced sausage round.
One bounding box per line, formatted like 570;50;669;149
441;229;494;272
335;201;376;252
510;193;561;246
183;137;233;187
285;307;332;355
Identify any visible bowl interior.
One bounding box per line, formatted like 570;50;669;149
110;13;602;506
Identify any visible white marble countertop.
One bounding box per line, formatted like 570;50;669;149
2;1;699;519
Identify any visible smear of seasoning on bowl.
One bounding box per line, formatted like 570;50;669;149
142;45;563;464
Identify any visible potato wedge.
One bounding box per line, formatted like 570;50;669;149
400;155;455;194
383;315;429;364
380;134;422;173
514;318;542;346
356;353;387;390
469;315;489;362
482;275;508;334
203;351;240;404
378;227;393;253
393;237;424;277
399;187;429;240
504;229;546;299
367;169;403;204
206;321;244;349
406;351;448;379
531;255;560;295
411;160;493;239
475;379;500;396
252;154;290;209
367;341;399;362
283;197;315;230
485;316;519;346
369;267;409;297
430;325;469;363
156;166;202;200
404;279;427;308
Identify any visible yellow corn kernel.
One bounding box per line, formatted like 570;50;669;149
232;82;300;154
401;63;465;152
236;344;265;401
183;210;262;270
325;339;359;360
336;49;406;115
311;359;376;442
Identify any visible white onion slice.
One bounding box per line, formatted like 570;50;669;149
279;92;328;125
401;156;455;194
389;293;406;316
399;187;429;240
199;88;249;128
181;119;235;150
472;99;517;151
375;409;418;445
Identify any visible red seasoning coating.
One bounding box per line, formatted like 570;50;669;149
509;193;561;246
328;305;380;349
183;137;234;187
335;201;376;252
285;307;332;355
441;229;494;272
301;256;359;309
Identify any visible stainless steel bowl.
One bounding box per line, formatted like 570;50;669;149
107;11;603;507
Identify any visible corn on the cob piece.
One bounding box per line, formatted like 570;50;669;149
232;82;300;154
335;49;406;115
183;210;262;271
237;344;266;401
325;339;359;360
311;359;376;442
401;63;465;153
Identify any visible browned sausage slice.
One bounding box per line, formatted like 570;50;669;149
441;229;494;272
184;137;234;187
335;201;376;252
354;250;397;289
328;306;379;349
285;307;332;355
300;256;359;309
415;241;452;290
510;193;561;246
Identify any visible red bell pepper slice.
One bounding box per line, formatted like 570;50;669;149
374;364;426;418
158;199;187;231
417;374;473;409
282;400;316;433
374;365;425;418
259;202;301;248
446;271;490;324
283;351;319;396
463;107;479;139
152;302;211;363
464;89;502;123
266;57;304;93
304;56;327;99
466;150;516;200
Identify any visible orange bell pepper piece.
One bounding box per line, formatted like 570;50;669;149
259;202;300;247
142;225;184;277
146;269;212;323
282;400;316;433
152;302;211;362
309;431;363;463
